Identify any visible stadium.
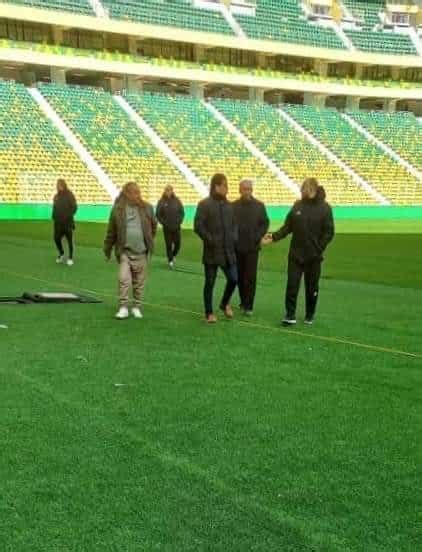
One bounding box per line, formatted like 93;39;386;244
0;0;421;549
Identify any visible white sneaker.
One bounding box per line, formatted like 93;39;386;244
66;259;74;266
131;307;143;319
115;306;129;320
56;255;64;264
169;261;174;269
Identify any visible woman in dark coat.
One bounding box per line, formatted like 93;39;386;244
156;185;184;269
52;178;77;266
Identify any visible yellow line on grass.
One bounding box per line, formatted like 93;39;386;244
1;268;421;360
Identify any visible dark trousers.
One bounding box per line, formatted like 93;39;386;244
54;223;74;259
203;263;238;316
236;251;259;311
163;227;181;262
285;257;322;319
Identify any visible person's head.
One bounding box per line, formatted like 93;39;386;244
239;179;253;201
122;181;141;204
301;177;319;200
210;173;228;199
163;185;174;199
56;178;67;193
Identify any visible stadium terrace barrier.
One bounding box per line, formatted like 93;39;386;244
1;204;422;223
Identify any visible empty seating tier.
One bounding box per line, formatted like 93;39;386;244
0;0;93;15
212;98;376;205
348;110;422;171
0;80;107;204
38;83;200;204
234;0;345;49
283;104;422;205
124;91;296;205
101;0;233;35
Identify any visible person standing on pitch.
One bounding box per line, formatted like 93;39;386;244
194;173;238;323
232;179;269;316
156;185;184;269
104;181;157;320
262;178;334;326
52;178;78;266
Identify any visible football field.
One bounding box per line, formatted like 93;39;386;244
1;220;421;551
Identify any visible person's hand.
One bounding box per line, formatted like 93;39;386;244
261;233;273;246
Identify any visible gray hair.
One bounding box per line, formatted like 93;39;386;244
240;178;254;187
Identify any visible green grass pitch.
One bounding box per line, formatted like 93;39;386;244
0;220;421;551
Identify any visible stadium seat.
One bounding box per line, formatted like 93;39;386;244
123;91;296;205
0;0;94;15
283;104;422;205
347;110;422;171
212;98;376;205
38;83;201;204
233;0;345;49
0;80;108;204
101;0;234;35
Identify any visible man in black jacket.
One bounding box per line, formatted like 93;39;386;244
52;178;78;266
232;179;269;316
263;179;334;326
194;173;237;323
156;185;184;269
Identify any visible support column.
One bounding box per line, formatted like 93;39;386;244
346;96;361;111
193;45;206;62
383;99;397;113
314;59;328;78
125;76;143;93
257;52;267;69
52;27;64;45
50;67;67;85
391;66;400;81
249;87;265;103
304;92;327;108
355;63;364;79
190;82;205;99
107;77;123;94
128;36;138;56
22;69;37;86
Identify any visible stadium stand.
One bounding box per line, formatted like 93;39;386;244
124;91;296;204
38;83;200;203
212;98;376;205
101;0;234;35
348;110;422;171
1;38;420;90
233;0;345;49
342;0;417;54
0;0;94;15
0;79;108;203
283;104;422;204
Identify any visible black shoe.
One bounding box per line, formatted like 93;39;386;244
282;316;297;327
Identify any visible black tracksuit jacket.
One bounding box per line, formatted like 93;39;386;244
156;195;184;231
52;190;78;229
272;198;335;262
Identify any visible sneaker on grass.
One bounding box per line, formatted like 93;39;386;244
115;307;129;320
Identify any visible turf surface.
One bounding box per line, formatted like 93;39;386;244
1;221;421;552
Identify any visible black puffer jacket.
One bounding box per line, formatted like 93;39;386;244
52;190;77;228
156;195;184;231
194;195;237;265
272;197;334;262
232;197;269;254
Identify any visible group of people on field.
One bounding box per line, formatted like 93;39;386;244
52;173;334;325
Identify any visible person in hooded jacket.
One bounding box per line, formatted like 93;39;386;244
52;178;78;266
156;185;184;268
194;173;238;323
262;178;334;326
